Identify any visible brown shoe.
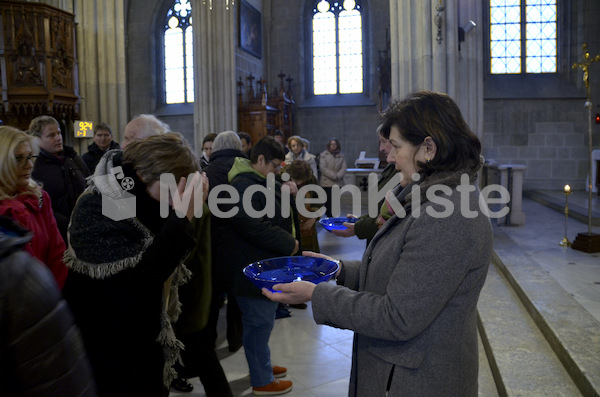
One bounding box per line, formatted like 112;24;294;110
252;379;293;395
272;365;287;378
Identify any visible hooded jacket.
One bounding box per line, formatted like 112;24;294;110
32;145;90;242
0;216;97;396
219;157;298;297
0;190;67;288
82;141;121;173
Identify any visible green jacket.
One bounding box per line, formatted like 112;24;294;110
175;203;212;335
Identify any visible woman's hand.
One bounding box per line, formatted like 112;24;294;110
332;214;358;237
262;281;316;304
173;171;203;221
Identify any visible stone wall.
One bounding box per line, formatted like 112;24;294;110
266;0;390;165
482;98;596;191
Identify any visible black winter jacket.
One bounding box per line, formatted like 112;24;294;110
32;146;90;242
220;159;299;297
82;141;121;173
0;216;97;396
205;149;247;291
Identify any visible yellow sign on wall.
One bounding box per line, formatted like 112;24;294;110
74;121;93;138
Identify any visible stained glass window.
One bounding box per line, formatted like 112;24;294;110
490;0;556;74
164;0;193;104
312;0;363;95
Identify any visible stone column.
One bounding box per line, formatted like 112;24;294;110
191;0;237;150
73;0;128;150
389;0;483;136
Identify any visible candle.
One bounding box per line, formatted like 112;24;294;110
564;184;571;193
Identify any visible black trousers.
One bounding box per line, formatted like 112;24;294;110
176;328;233;397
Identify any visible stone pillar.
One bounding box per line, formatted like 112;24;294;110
484;163;527;226
191;0;237;150
389;0;484;136
73;0;128;152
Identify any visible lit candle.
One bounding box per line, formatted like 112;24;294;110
564;184;571;193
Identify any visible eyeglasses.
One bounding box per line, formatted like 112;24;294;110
15;155;38;166
270;160;282;172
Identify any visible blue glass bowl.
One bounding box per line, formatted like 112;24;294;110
319;217;358;232
243;256;339;292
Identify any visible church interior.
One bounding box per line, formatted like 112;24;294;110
1;0;600;395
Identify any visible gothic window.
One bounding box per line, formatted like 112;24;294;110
164;0;193;104
490;0;557;74
312;0;363;95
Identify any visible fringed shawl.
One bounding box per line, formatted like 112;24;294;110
63;149;191;387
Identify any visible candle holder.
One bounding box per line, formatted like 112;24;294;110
559;186;572;247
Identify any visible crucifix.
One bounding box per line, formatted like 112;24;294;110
570;43;600;253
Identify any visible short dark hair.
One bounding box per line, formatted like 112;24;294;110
94;122;113;136
378;91;481;174
237;131;251;144
250;136;285;164
273;130;283;137
202;133;217;145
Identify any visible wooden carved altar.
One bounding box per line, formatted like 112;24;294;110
237;71;294;144
0;1;79;130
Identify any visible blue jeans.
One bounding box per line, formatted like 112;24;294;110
236;296;279;387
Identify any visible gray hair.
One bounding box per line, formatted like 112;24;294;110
130;114;170;139
213;130;242;152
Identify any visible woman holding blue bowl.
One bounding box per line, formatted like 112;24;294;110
263;91;493;397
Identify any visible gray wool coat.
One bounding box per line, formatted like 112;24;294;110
312;166;493;397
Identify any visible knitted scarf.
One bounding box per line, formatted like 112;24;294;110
377;156;484;226
63;149;191;386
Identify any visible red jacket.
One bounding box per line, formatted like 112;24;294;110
0;190;68;288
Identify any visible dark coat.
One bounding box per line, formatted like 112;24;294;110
82;141;121;173
0;216;97;396
312;167;493;397
353;163;398;245
32;146;90;242
205;149;247;190
63;191;195;397
204;149;247;291
220;158;298;298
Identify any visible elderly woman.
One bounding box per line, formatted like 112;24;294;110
62;132;206;397
0;126;67;288
285;135;318;177
264;91;493;396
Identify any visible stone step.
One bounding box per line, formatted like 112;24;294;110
477;261;581;396
492;229;600;396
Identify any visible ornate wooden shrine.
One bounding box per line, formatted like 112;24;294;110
0;1;79;130
237;71;294;144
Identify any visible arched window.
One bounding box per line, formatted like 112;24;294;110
312;0;363;95
164;0;193;104
490;0;557;74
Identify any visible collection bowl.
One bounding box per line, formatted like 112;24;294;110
243;256;339;292
319;217;358;232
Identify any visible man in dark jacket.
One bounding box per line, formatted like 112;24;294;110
221;136;298;395
0;216;97;396
82;122;121;173
28;115;90;243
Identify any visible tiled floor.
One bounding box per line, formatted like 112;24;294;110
171;194;600;397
